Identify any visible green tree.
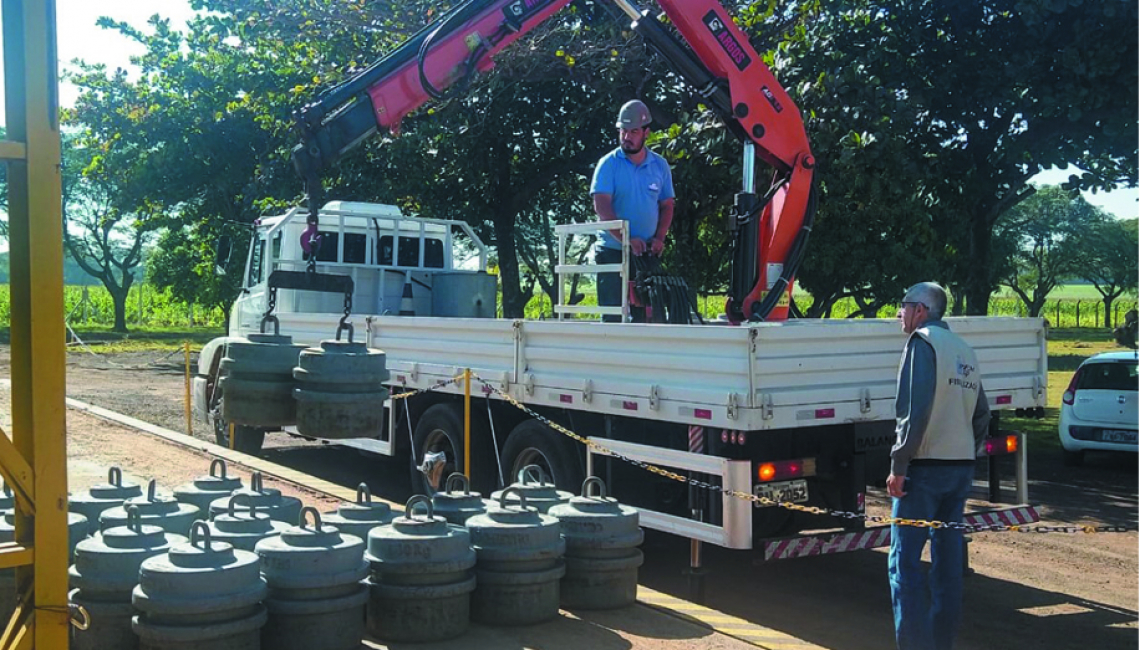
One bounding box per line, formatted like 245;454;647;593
780;0;1138;315
64;8;333;315
995;185;1103;317
60;137;154;332
1073;217;1139;328
309;2;662;317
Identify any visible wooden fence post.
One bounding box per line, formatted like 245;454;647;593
1076;301;1081;328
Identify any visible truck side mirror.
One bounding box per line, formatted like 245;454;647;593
215;235;231;276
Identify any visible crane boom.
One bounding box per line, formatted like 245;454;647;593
292;0;815;321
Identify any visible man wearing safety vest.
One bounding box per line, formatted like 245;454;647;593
887;281;991;650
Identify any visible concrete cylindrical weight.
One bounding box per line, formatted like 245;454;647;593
465;488;565;626
70;506;185;650
206;494;288;552
255;507;368;650
101;480;200;536
208;472;301;525
132;522;267;650
293;339;389;440
70;466;143;536
431;473;489;525
548;477;644;610
490;465;573;514
322;483;396;542
365;495;477;642
219;332;306;427
173;459;243;515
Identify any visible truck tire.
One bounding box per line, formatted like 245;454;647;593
411;403;497;495
208;378;266;455
501;419;584;494
211;402;266;455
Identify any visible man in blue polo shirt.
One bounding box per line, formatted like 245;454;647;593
591;99;675;322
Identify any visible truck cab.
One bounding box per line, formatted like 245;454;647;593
232;201;496;334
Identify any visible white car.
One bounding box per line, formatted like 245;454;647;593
1059;350;1139;466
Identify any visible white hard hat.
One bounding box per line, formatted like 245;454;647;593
616;100;652;129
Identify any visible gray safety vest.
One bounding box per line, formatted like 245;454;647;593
905;325;981;462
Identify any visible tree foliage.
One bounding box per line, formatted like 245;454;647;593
59;0;1137;324
59;134;154;332
1073;217;1139;328
779;0;1138;314
995;185;1104;317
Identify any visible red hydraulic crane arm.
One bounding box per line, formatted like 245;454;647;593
292;0;815;322
646;0;815;321
368;1;573;134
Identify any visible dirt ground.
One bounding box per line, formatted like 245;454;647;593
1;345;1136;649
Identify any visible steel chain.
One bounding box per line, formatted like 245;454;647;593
262;285;278;325
387;374;465;401
465;372;1136;534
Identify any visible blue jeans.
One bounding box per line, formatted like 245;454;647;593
888;464;974;650
596;247;645;323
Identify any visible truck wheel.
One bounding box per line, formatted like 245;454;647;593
411;403;496;495
501;419;584;494
209;381;266;455
212;403;266;455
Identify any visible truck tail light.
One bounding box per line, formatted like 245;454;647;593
756;458;816;482
1062;367;1083;406
720;430;747;445
984;434;1018;456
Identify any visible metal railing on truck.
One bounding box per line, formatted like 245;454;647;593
553;221;629;322
584;431;1032;551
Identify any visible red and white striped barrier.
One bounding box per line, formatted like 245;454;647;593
764;527;892;561
962;506;1038;528
761;506;1041;561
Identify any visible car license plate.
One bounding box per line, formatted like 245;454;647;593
1098;429;1138;444
754;479;808;507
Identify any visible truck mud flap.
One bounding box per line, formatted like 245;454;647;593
760;505;1039;561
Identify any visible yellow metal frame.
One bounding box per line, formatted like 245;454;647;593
1;0;70;647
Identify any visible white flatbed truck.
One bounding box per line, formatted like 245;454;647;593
193;201;1046;556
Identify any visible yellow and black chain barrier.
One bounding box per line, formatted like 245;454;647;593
457;372;1136;535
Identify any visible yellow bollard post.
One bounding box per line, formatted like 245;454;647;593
184;342;192;436
229;422;236;451
464;368;472;483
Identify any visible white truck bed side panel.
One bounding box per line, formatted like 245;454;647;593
366;316;517;387
517;321;752;424
240;313;1046;433
748;317;1046;430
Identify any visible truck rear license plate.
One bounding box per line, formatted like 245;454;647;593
754;480;808;507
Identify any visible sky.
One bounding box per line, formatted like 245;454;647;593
0;0;1135;221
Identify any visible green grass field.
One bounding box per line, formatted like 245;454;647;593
991;284;1120;301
